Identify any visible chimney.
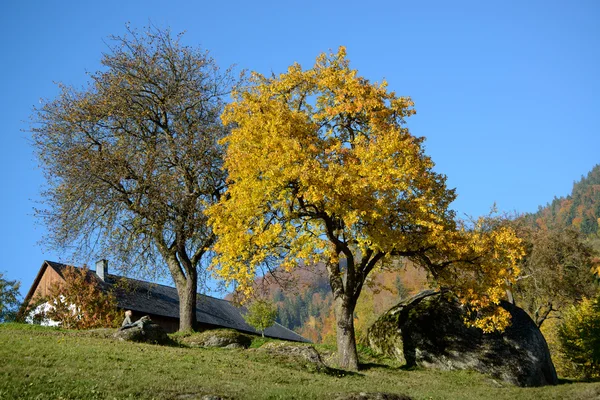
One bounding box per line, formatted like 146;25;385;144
96;259;108;281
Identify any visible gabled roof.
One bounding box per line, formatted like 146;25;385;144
22;260;65;309
26;261;309;343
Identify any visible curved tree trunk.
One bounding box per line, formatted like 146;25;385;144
334;295;359;370
326;255;362;371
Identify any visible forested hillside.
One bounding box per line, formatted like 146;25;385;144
511;165;600;377
244;261;429;343
530;164;600;235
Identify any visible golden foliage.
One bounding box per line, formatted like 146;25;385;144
209;47;523;334
558;297;600;379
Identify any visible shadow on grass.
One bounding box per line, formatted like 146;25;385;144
321;365;362;377
359;362;399;372
557;377;600;385
159;336;186;347
397;364;421;371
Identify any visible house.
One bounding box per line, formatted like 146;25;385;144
23;260;309;342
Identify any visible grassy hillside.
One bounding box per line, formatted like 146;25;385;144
1;324;600;399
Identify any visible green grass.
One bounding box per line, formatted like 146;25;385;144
1;323;600;400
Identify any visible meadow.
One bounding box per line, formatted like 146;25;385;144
1;323;599;399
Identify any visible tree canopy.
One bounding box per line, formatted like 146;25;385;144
511;222;598;327
559;296;600;379
209;47;523;369
0;272;21;322
243;299;278;337
31;26;237;330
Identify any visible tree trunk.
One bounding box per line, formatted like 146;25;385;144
177;275;197;332
505;279;516;306
165;250;199;332
334;296;359;370
506;288;515;305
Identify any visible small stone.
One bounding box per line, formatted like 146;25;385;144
224;343;245;349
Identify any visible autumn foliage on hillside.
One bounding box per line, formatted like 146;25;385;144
242;261;429;344
531;164;600;236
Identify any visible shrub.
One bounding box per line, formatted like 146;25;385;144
42;266;120;329
558;297;600;379
540;318;578;378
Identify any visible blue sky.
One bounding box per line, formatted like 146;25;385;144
1;0;598;298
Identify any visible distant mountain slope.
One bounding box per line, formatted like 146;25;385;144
529;164;600;235
236;261;429;344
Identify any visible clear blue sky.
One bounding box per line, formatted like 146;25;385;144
1;0;598;298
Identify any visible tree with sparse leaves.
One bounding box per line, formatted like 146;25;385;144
0;272;21;322
208;48;524;370
244;299;278;337
511;222;598;327
31;26;238;331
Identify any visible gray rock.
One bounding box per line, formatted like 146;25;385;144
259;342;327;370
183;330;252;349
367;290;558;387
224;343;245;349
178;329;252;349
113;316;169;344
203;335;241;348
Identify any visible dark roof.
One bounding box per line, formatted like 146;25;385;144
38;261;309;343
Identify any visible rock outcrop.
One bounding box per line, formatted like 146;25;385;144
113;316;169;344
180;329;252;349
258;342;328;371
367;290;558;387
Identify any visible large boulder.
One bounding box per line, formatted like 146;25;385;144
113;316;169;344
367;290;558;387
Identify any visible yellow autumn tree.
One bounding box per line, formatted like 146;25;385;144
209;47;523;370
